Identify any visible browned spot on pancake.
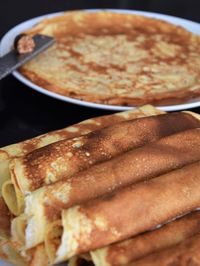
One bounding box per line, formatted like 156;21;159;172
44;201;61;222
0;150;9;160
21;138;41;155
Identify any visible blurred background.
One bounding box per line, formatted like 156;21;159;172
0;0;200;146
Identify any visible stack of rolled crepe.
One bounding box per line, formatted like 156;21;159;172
0;105;162;265
1;105;200;266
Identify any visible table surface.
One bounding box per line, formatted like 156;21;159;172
0;0;200;148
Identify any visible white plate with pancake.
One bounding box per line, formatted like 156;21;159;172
0;9;200;111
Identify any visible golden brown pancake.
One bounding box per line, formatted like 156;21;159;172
20;11;200;106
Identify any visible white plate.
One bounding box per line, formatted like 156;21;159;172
1;9;200;111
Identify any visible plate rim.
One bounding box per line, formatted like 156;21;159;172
1;9;200;111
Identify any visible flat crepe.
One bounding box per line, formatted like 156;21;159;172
20;11;200;106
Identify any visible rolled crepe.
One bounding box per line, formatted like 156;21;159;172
23;127;200;248
91;211;200;266
128;233;200;266
0;105;157;190
53;160;200;263
4;112;200;216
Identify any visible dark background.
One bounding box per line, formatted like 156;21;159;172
0;0;200;147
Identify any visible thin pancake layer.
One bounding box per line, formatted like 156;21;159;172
24;128;200;248
128;233;200;266
21;11;200;106
91;211;200;266
54;160;200;263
